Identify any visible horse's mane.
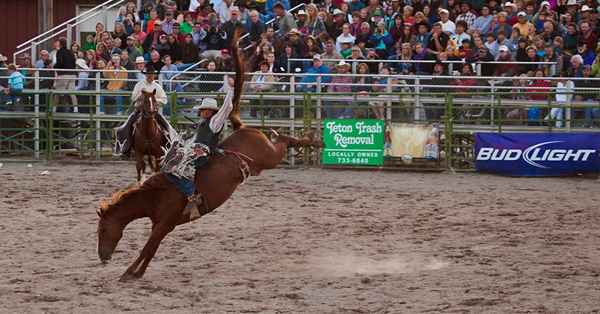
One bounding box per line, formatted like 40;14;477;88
99;183;140;214
99;175;168;215
229;27;245;131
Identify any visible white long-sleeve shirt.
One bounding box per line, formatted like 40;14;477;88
209;81;234;133
131;79;168;109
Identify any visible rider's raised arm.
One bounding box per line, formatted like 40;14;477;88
209;79;234;133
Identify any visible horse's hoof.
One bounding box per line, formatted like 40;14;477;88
119;273;136;282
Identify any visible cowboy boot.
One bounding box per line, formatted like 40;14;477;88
183;193;204;221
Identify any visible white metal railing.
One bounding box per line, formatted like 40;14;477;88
13;0;126;64
287;58;558;75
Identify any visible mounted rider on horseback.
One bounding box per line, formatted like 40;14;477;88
114;65;176;157
161;76;235;219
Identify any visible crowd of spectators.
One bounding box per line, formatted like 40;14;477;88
0;0;599;123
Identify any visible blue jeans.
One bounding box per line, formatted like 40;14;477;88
584;107;600;127
99;95;124;113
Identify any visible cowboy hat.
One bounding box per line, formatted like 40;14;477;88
287;28;302;36
336;60;350;67
141;65;159;74
195;98;219;111
75;58;89;70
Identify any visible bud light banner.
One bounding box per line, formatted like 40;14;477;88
475;133;600;176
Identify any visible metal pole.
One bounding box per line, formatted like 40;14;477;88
34;71;40;159
566;91;572;130
289;75;295;167
413;78;421;121
386;78;392;121
104;6;108;31
66;24;72;48
31;43;37;68
47;91;54;159
490;81;495;126
316;76;322;120
95;72;101;158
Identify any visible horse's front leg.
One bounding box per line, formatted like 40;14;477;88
135;153;145;182
119;223;175;281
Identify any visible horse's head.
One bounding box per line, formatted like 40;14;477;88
141;89;158;118
96;202;123;263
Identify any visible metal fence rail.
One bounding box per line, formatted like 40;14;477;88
1;87;599;169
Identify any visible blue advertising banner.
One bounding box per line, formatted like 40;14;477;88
475;133;600;176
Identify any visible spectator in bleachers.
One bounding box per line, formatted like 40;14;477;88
35;50;51;69
83;34;96;52
142;48;160;73
246;9;266;45
438;9;456;35
320;38;341;68
327;60;354;118
75;59;90;91
1;64;24;107
132;22;147;43
223;6;243;47
568;54;585;77
162;10;177;34
528;68;551;125
305;4;327;36
471;5;492;34
297;54;330;92
113;22;129;49
99;53;127;114
159;54;178;91
120;50;135;71
201;13;227;58
273;2;298;37
133;56;146;82
125;36;142;64
336;23;356;52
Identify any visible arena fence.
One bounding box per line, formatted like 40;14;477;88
1;69;599;170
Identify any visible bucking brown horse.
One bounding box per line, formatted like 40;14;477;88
133;90;166;181
96;29;322;281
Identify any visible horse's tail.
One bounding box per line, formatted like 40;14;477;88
230;26;245;131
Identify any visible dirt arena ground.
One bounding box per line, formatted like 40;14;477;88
0;162;599;313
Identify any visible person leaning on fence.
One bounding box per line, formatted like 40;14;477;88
53;37;78;113
114;65;175;157
327;60;353;119
545;74;574;128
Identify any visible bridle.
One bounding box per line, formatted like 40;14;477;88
141;95;158;119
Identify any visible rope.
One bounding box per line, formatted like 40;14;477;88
221;149;254;184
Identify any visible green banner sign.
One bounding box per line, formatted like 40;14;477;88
322;119;385;166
